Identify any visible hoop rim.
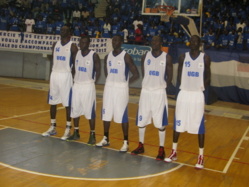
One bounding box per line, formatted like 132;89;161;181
156;5;175;15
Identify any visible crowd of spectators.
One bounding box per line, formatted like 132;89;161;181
0;0;249;51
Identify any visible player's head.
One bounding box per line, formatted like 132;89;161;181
60;26;71;38
151;36;163;51
79;35;91;51
112;35;123;49
189;35;201;50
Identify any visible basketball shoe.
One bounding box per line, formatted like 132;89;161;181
42;125;57;137
120;140;129;153
164;149;177;162
95;136;110;147
61;126;71;140
67;130;80;141
195;155;204;169
131;142;144;155
156;146;165;160
87;132;96;145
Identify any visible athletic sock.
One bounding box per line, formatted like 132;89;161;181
173;142;178;151
139;127;146;144
158;129;165;147
199;148;204;156
51;119;56;127
66;121;71;128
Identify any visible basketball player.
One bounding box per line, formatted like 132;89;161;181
96;35;139;152
131;36;173;160
164;35;211;169
42;26;78;140
67;36;101;145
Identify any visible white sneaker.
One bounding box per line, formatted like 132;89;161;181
120;140;129;152
164;149;177;162
95;136;110;147
42;126;57;137
61;127;71;140
195;155;204;169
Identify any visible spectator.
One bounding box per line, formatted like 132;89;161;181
54;15;64;35
72;7;81;20
203;29;216;49
34;14;46;34
228;29;237;50
133;16;143;30
217;29;229;49
81;7;90;20
46;17;55;34
8;13;21;32
25;13;35;33
134;24;143;45
0;10;9;31
102;19;111;38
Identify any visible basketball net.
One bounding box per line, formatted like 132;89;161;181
157;5;175;22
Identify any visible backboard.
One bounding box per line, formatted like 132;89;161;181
142;0;202;17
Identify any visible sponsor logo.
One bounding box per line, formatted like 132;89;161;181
78;66;87;72
110;68;118;74
187;71;199;77
121;44;151;66
56;56;66;61
149;70;159;76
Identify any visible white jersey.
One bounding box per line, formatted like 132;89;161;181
105;50;128;87
52;41;73;73
180;52;205;91
74;50;96;84
142;51;167;90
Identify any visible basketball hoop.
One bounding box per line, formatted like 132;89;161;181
157;5;175;22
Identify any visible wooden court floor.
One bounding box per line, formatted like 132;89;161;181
0;77;249;187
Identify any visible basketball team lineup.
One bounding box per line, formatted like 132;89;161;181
1;0;249;186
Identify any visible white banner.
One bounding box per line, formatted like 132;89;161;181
0;31;112;55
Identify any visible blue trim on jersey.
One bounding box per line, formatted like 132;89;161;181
68;88;72;107
47;90;50;104
122;106;129;123
173;115;176;130
162;106;168;126
198;115;205;134
135;109;139;126
125;63;129;81
91;101;96;119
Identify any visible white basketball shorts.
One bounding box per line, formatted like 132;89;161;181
136;88;168;128
48;71;73;107
174;90;205;134
102;85;129;123
70;82;96;119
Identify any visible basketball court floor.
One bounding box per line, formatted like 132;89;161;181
0;77;249;186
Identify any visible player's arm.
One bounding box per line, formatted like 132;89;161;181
93;52;101;83
177;53;185;86
104;54;108;77
51;42;56;58
204;54;211;89
125;53;139;84
165;54;173;86
71;43;78;78
141;53;146;78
